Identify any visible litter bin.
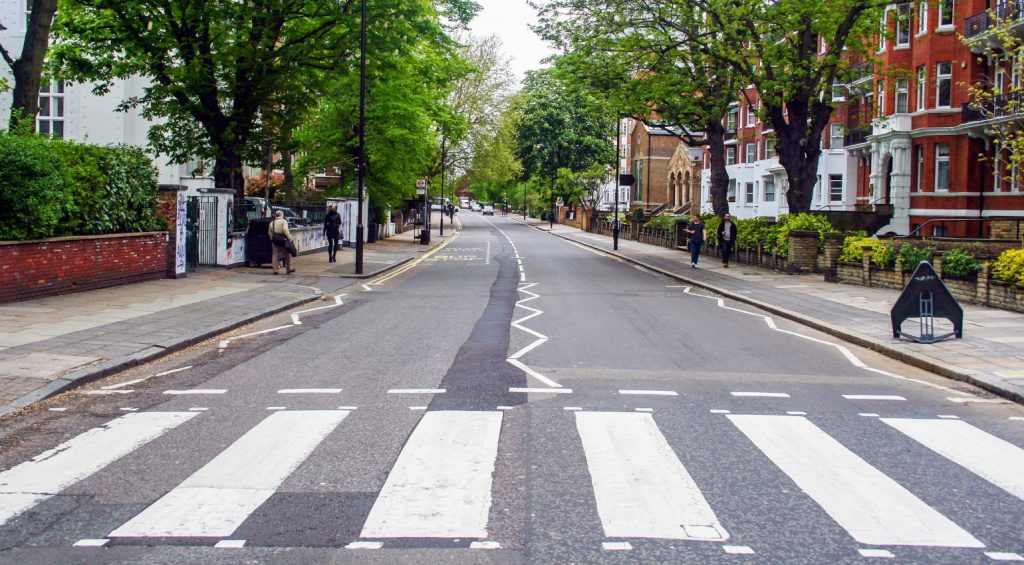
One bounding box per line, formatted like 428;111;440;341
245;218;274;267
367;222;378;243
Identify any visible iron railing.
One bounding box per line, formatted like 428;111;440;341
962;91;1024;123
965;0;1024;38
844;125;872;146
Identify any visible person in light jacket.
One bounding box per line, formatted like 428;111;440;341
268;210;295;275
717;213;738;268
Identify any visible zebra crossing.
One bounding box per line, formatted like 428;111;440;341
1;405;1022;559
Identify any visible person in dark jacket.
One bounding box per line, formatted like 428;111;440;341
684;214;705;268
324;205;342;262
717;212;738;268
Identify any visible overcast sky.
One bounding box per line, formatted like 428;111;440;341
468;0;556;84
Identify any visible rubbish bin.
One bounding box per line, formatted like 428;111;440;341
419;229;430;244
367;222;378;243
245;218;274;267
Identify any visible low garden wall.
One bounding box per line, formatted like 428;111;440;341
0;232;169;303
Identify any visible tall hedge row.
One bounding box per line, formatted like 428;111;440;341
0;133;165;241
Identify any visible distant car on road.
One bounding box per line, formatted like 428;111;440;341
482;204;494;216
471;202;482;212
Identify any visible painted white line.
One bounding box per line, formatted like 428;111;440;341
362;284;373;292
709;409;731;414
509;387;573;394
1010;417;1024;421
291;313;301;325
576;412;729;541
665;285;686;288
787;411;807;415
728;414;982;547
496;406;514;411
508;338;548;360
859;413;880;418
267;407;286;411
986;552;1024;561
409;406;428;411
81;390;133;395
859;548;894;558
723;545;755;555
882;418;1024;500
938;415;960;419
842;395;906;401
947;397;1009;404
119;407;138;412
387;389;445;394
563;407;582;411
277;388;342;394
0;412;196;526
360;411;502;538
155;366;193;377
731;392;790;398
48;407;68;412
506;358;563;388
337;406;359;410
219;325;294;349
73;539;109;547
635;408;654;412
602;541;633;551
215;539;246;548
618;390;678;396
163;389;227;395
471;541;501;549
102;378;147;390
189;407;208;412
346;541;383;549
110;410;349;537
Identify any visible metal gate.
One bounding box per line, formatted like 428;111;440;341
186;196;219;268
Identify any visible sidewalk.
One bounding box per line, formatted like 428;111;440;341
0;222;452;417
521;217;1024;404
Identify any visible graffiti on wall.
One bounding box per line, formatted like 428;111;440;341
292;227;328;254
175;191;187;275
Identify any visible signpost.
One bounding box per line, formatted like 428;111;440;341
417;178;429;245
890;261;963;343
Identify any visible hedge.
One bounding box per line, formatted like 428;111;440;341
704;213;835;258
992;249;1024;285
0;132;164;241
840;236;895;269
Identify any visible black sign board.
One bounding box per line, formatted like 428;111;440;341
618;174;636;187
890;261;963;343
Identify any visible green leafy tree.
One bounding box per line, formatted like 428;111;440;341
1;0;58;129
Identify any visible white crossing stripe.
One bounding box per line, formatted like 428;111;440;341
618;390;678;396
843;395;906;401
575;412;728;541
0;411;196;526
731;392;790;398
277;388;342;394
882;418;1024;501
360;411;502;538
110;410;348;537
728;415;982;547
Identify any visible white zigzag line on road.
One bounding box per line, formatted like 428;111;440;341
678;286;971;396
218;294;345;351
507;283;561;388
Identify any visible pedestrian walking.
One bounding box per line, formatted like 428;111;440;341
324;205;342;263
268;210;295;275
684;214;705;268
717;212;738;268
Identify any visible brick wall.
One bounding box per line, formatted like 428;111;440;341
0;232;169;304
787;231;820;273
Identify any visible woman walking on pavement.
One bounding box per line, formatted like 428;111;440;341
324;205;342;263
269;210;295;275
684;214;705;268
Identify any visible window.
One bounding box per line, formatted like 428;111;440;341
745;182;755;204
745;143;756;163
895;78;909;113
634;160;644;201
830;123;844;149
747;104;756;126
938;0;954;28
726;146;736;166
764;179;776;202
896;4;910;46
829;175;844;202
726;110;737;131
932;225;948;237
936;62;952;107
832;83;846;101
935;143;950;191
764;138;776;159
916;65;926;110
918;0;928;34
1013;61;1021;90
36;81;65;139
1012;163;1020;192
995;68;1006;94
728;178;737;201
879;11;888;52
915;145;924;192
877;80;886;117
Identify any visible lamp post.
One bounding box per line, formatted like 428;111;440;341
355;0;367;274
439;138;446;237
613;117;621;250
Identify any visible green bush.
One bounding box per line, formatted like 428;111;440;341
873;243;897;270
840;236;894;268
704;215;722;246
941;248;982;278
735;217;775;251
898;243;935;272
765;213;836;258
644;215;685;230
0;133;70;240
631;207;646;222
991;249;1024;285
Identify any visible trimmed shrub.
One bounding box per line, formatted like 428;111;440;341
0;133;70;240
941;248;982;279
898;243;935;272
765;213;836;258
644;215;685;230
840;236;894;268
704;215;721;246
631;207;646;222
991;249;1024;285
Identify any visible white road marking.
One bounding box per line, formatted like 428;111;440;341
218;325;294;350
155;366;194;377
938;415;960;419
485;241;491;264
506;358;563;388
842;395;906;401
189;407;208;411
48;407;68;412
947;397;1009;404
731;392;790;398
119;407;138;412
602;541;633;551
81;390;133;395
882;418;1024;500
787;411;807;415
277;388;342;394
163;389;227;395
1011;417;1024;421
73;539;109;547
337;406;359;410
723;545;755;555
859;548;894;558
290;313;301;325
346;541;383;549
986;552;1024;561
728;414;982;547
618;390;678;396
471;541;501;549
387;388;445;394
709;409;731;414
362;284;373;292
563;407;582;411
110;410;348;537
509;387;573;394
267;407;286;411
0;412;196;526
496;406;514;411
219;295;346;350
102;378;147;390
635;408;654;412
508;338;548;360
214;539;246;548
360;411;502;538
859;413;881;418
409;406;428;411
576;412;729;541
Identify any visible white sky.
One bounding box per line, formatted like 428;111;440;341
468;0;556;84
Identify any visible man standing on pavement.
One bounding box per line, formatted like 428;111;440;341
684;214;705;268
717;213;737;268
269;210;295;275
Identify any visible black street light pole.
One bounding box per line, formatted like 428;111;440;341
355;0;367;274
549;176;555;230
439;138;446;237
613;118;621;250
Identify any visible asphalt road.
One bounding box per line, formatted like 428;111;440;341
1;212;1022;564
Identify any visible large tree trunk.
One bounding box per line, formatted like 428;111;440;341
282;148;295;203
704;120;730;217
7;0;58;130
214;154;246;198
769;99;830;214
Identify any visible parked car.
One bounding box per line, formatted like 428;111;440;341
471;202;482;212
482;204;494;216
271;206;309;227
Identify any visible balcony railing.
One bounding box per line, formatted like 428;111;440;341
845;61;874;85
844;125;872;146
962;91;1024;123
965;0;1024;39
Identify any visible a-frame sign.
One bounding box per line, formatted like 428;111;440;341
890;261;964;343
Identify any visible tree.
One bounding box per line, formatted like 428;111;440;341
464;93;523;190
556;164;607;224
1;0;58;130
